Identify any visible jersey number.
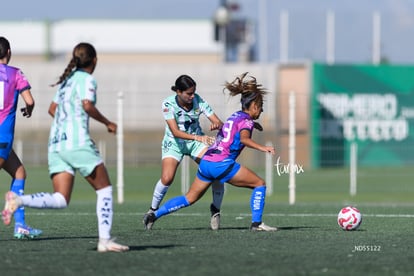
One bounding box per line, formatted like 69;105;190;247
222;121;234;142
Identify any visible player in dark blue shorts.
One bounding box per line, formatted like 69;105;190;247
0;37;42;239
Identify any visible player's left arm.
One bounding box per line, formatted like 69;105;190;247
82;99;117;134
207;113;223;131
240;129;275;154
48;101;58;118
20;89;35;118
198;95;223;131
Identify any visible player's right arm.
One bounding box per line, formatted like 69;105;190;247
166;118;214;145
166;118;196;140
82;99;117;134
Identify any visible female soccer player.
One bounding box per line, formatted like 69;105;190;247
143;72;277;231
2;42;129;252
0;36;42;239
143;74;224;230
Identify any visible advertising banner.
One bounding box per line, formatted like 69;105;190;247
311;64;414;167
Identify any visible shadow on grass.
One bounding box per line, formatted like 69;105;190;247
127;244;178;251
277;226;319;230
30;235;97;241
153;226;319;231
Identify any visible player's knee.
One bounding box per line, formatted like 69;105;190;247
160;175;174;186
14;165;27;179
254;179;266;188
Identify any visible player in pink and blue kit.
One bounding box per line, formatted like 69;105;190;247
0;37;42;238
143;72;277;231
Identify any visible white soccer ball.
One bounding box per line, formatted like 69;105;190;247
337;206;362;231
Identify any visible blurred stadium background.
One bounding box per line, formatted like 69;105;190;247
1;1;414;201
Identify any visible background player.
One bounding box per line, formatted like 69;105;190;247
2;42;129;252
0;36;42;239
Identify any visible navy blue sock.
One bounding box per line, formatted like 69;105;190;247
155;195;190;218
250;186;266;223
10;179;25;226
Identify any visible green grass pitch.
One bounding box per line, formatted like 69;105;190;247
0;165;413;276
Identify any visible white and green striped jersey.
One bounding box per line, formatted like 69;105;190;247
162;93;214;143
48;70;97;152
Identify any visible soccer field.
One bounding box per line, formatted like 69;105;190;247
0;166;413;276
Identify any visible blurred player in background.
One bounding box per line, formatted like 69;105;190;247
0;36;42;239
143;74;224;230
2;42;129;252
143;72;277;231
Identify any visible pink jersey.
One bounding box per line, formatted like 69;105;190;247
203;110;254;162
0;64;30;135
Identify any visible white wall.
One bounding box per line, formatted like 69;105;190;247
14;62;278;132
1;19;220;55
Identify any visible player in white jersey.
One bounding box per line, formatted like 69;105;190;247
2;42;129;252
143;75;224;230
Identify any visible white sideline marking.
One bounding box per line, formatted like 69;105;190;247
27;212;414;218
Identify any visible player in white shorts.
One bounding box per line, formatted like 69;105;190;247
2;42;128;252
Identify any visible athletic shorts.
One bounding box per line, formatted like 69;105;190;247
161;137;206;162
48;145;103;177
197;159;241;184
0;141;12;160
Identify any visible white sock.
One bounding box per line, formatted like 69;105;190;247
211;180;224;210
151;180;169;210
96;186;113;240
20;192;67;208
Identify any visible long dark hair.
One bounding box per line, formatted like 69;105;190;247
52;42;97;86
224;72;267;110
0;37;11;59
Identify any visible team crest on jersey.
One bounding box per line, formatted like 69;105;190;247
245;120;254;128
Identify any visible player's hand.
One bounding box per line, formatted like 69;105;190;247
107;122;117;134
195;135;215;146
21;104;34;118
263;145;275;155
210;122;222;131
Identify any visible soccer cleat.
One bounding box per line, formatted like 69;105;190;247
143;212;156;230
210;203;221;230
2;191;22;226
250;222;277;232
14;224;43;239
97;238;129;253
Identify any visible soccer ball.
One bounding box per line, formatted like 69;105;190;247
337;206;362;230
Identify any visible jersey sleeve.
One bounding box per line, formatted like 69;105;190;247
162;98;175;120
239;118;254;133
52;89;60;104
15;69;31;93
80;74;97;103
